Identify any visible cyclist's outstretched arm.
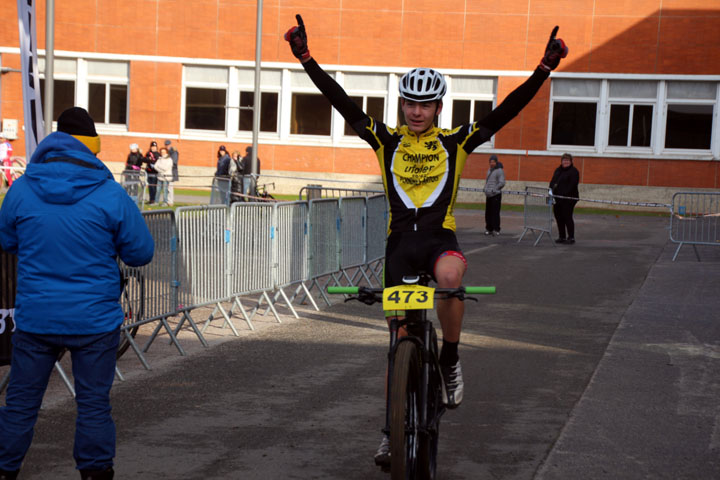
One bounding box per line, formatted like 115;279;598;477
284;14;369;135
469;26;569;146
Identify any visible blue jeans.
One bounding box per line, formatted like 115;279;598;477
0;329;119;472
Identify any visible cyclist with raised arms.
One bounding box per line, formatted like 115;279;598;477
284;14;567;467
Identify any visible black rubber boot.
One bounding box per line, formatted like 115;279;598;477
80;467;114;480
0;469;20;480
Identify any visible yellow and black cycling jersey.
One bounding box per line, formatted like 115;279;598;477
301;59;549;234
359;120;494;233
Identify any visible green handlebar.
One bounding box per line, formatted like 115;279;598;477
327;286;359;294
465;286;496;294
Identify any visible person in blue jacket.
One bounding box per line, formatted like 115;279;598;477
0;107;154;480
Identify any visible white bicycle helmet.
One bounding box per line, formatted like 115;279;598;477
398;68;447;102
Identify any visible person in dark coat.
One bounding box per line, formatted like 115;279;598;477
215;145;231;177
0;107;154;480
144;141;160;204
549;153;580;244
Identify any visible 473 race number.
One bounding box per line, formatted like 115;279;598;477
382;285;435;310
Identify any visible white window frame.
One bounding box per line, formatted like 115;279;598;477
181;65;229;137
550;76;720;158
284;69;336;144
443;76;497;150
660;82;718;156
337;71;388;143
85;59;130;131
234;67;282;140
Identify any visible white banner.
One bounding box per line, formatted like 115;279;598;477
17;0;45;158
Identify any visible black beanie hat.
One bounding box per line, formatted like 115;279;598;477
57;107;101;154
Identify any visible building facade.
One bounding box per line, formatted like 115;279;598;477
1;1;719;200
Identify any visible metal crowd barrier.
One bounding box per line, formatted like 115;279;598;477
210;177;232;205
299;185;383;201
307;199;341;305
120;170;146;209
227;202;278;327
670;192;720;261
365;194;388;284
174;205;232;341
274;202;318;315
518;186;555;247
1;194;388;374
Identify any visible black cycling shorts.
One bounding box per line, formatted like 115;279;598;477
383;229;464;288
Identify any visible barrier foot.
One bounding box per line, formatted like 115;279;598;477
125;329;153;370
54;361;76;398
201;305;220;334
175;311;208;349
232;296;254;330
273;288;299;319
215;302;240;336
292;282;320;312
671;242;702;262
115;366;125;382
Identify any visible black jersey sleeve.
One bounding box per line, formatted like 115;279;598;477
462;67;550;152
302;59;371;135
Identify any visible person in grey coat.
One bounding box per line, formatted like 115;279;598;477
483;154;505;235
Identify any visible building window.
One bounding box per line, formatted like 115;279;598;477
606;80;656;148
291;93;332;135
664;82;716;150
184;66;228;131
449;76;495;125
86;61;128;126
290;71;333;136
342;73;387;135
38;58;77;122
550;79;600;147
237;68;280;134
451;99;493;126
239;91;279;132
39;79;75;121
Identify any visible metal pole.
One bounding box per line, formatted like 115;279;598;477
44;0;55;136
250;0;263;175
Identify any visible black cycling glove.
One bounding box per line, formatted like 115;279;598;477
284;14;310;61
539;26;568;72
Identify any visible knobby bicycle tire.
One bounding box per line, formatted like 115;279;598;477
390;340;423;480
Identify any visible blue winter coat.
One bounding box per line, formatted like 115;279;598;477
0;132;154;335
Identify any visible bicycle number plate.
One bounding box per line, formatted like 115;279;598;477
382;285;435;310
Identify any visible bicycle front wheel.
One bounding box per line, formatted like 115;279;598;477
390;340;422;480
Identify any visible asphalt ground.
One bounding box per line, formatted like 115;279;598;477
1;208;719;479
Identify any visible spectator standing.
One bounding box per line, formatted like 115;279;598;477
483;154;505;236
0;107;154;480
124;143;143;171
214;145;231;177
155;147;174;206
144;141;160;204
164;140;179;205
241;145;260;175
241;146;260;198
549;153;580;244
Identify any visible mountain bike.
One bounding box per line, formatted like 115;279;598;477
328;276;495;479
